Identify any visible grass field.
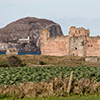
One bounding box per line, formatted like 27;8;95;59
0;55;100;67
1;94;100;100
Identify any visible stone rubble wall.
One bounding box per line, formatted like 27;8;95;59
6;48;18;55
85;56;99;62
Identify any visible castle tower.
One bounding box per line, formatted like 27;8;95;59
69;26;90;38
40;29;50;55
69;26;90;57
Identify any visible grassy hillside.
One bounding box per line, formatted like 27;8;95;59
0;55;100;67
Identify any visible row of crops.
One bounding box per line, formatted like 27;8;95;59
0;65;100;86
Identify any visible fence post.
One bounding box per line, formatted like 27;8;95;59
49;80;54;95
67;71;74;95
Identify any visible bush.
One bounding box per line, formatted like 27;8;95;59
39;61;46;65
0;64;9;67
8;56;26;67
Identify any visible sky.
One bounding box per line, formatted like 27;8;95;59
0;0;100;36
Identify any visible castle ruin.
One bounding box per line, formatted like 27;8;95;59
40;26;100;57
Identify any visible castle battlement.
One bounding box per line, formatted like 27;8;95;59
69;26;90;37
40;26;100;57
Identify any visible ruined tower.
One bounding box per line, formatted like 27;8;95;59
69;26;90;56
40;29;49;55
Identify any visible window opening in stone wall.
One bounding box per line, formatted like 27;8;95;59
85;35;86;37
73;34;75;37
75;47;77;50
73;53;74;55
88;45;90;47
79;30;80;33
91;45;93;47
75;30;77;33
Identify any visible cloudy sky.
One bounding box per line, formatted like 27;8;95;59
0;0;100;36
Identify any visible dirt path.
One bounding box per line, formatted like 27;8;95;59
32;64;100;67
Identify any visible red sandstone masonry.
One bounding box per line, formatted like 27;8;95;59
40;27;100;57
41;29;69;56
85;38;100;56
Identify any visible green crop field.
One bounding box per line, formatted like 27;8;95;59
0;65;100;86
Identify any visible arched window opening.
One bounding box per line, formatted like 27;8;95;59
75;47;77;50
79;30;80;33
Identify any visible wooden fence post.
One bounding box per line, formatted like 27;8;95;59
49;80;54;95
67;71;74;95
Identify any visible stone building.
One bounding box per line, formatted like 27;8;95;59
40;26;100;57
17;36;30;43
6;48;18;55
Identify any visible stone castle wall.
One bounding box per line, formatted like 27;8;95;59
85;37;100;57
40;27;100;57
44;37;69;56
41;29;69;56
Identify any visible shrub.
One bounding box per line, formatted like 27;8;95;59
0;64;9;67
7;56;25;67
39;61;46;65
